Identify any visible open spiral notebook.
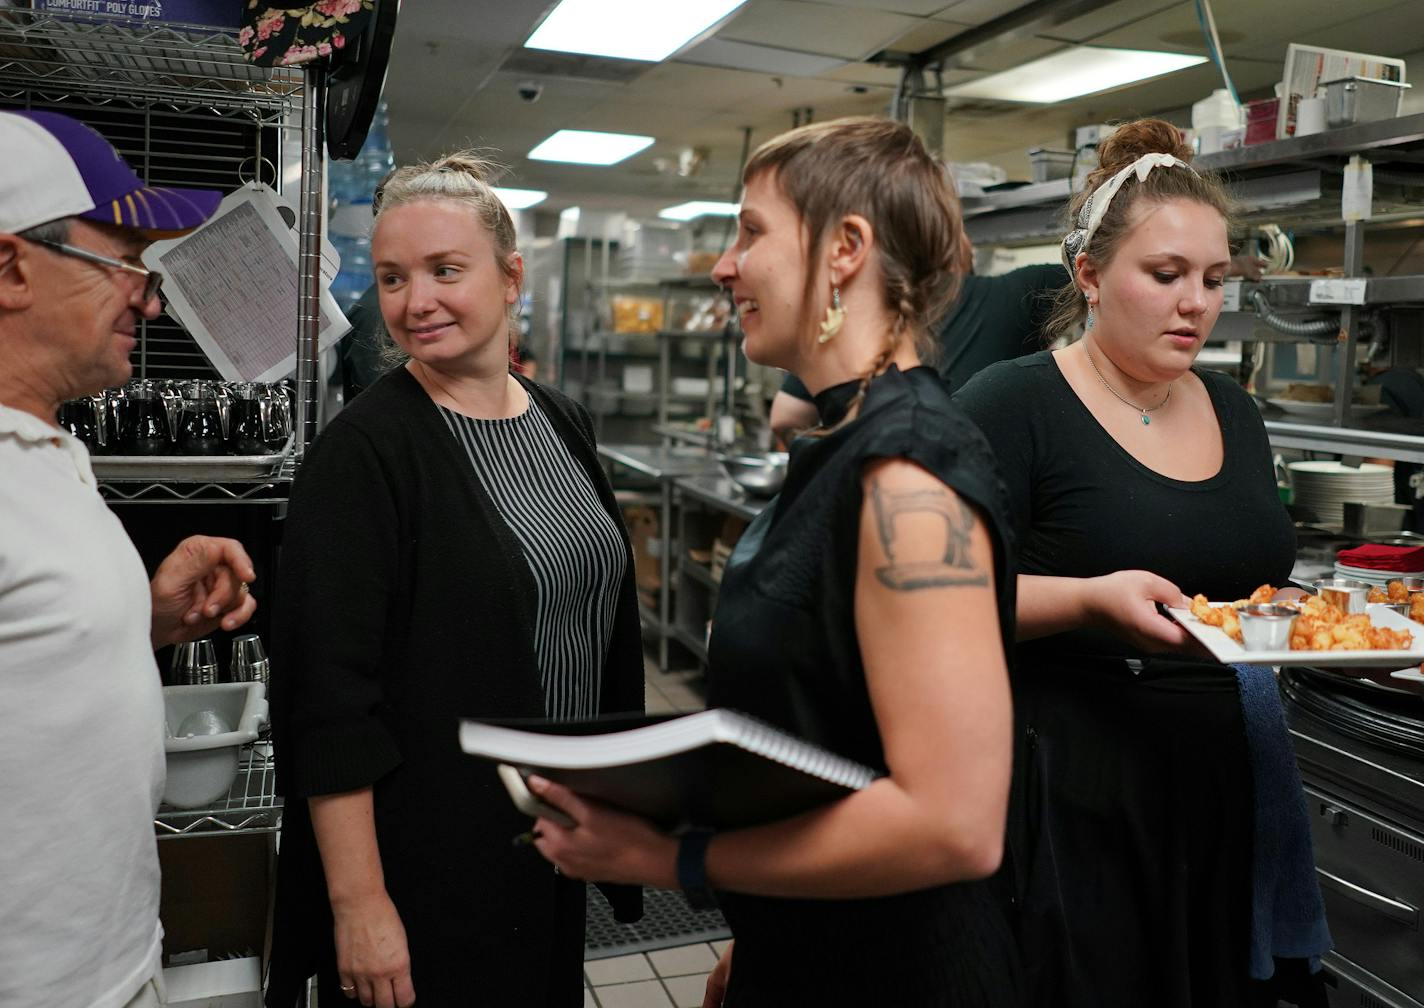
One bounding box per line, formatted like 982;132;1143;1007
460;709;880;831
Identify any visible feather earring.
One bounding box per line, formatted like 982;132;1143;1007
818;285;846;343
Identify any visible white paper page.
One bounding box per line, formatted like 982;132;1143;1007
145;186;350;384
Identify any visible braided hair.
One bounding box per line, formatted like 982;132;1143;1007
741;116;964;423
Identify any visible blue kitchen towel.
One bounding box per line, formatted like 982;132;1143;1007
1232;663;1333;979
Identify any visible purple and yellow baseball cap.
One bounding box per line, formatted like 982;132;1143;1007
0;110;221;239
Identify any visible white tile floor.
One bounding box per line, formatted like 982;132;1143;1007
579;655;720;1008
584;940;731;1008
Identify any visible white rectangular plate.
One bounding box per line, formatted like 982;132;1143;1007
1166;602;1424;668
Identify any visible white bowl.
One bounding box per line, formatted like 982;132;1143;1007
162;682;267;810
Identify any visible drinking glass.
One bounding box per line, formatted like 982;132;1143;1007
172;638;219;685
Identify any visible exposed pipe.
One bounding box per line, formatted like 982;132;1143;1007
1250;289;1338;337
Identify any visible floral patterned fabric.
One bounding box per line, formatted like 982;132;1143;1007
240;0;373;67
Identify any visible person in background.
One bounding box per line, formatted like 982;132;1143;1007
524;116;1021;1007
0;110;258;1008
337;282;387;399
955;118;1331;1006
767;233;1065;445
265;151;644;1008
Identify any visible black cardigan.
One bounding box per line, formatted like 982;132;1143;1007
265;368;644;1006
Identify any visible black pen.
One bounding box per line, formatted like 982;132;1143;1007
511;828;544;847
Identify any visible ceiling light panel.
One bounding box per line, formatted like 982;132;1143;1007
528;130;656;166
658;201;740;221
945;46;1207;104
525;0;748;63
492;187;547;210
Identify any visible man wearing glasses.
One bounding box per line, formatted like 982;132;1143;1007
0;110;259;1008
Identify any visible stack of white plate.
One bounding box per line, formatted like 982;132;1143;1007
1332;561;1412;586
1287;461;1394;527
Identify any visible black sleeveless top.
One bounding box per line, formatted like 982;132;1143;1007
706;365;1022;1006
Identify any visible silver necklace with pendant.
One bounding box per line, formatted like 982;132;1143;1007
1083;343;1171;426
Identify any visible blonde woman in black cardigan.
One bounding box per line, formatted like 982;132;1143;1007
265;152;644;1008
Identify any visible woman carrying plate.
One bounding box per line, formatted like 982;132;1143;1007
955;119;1332;1006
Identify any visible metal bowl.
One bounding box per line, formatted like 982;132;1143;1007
1238;603;1298;651
719;451;789;497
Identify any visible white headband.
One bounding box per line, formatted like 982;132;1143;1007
1060;152;1195;275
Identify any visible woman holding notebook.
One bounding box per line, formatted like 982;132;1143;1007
529;117;1022;1005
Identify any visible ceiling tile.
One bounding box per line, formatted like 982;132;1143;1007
952;35;1065;71
717;0;921;60
887;17;973;52
811;0;965;14
679;38;849;76
625;63;782;107
816;61;908;86
1229;0;1424;63
934;0;1040;27
1038;0;1186;45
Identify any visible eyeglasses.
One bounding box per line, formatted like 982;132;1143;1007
34;238;164;302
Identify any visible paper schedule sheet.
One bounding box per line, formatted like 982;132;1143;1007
146;185;350;384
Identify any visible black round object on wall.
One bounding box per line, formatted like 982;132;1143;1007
326;0;399;161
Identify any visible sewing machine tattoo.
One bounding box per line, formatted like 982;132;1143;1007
870;483;988;591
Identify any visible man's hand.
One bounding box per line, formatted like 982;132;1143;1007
150;535;257;648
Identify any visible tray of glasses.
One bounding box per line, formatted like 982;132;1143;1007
91;435;293;482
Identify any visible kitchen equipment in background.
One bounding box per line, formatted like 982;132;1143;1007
1320;76;1411;128
176;380;227;456
1027;147;1075;183
1287;461;1394;527
57;394;107;453
172;638;219;686
1192;88;1243;154
1343;501;1411;537
1244;97;1284;145
120;380;175;455
1279;669;1424;1003
161;681;267;809
719;452;789;498
1294;96;1327;136
229;635;270;685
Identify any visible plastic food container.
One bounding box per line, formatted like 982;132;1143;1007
162;682;268;810
1238;604;1298;651
1320;77;1411;129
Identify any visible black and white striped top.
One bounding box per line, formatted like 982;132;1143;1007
439;398;626;719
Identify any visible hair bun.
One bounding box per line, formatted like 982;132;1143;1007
1087;118;1192;190
431;149;504;185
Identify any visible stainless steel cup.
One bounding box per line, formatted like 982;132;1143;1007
172;638;218;685
1311;577;1372;614
1374;601;1411;618
1238;603;1298;651
229;634;270;685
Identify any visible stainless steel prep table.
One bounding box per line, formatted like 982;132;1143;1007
596;443;724;672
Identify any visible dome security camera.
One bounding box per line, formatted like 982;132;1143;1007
518;80;543;103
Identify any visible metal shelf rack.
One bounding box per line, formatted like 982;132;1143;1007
155;741;281;839
0;9;301;113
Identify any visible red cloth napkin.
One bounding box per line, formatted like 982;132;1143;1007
1337;543;1424;572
